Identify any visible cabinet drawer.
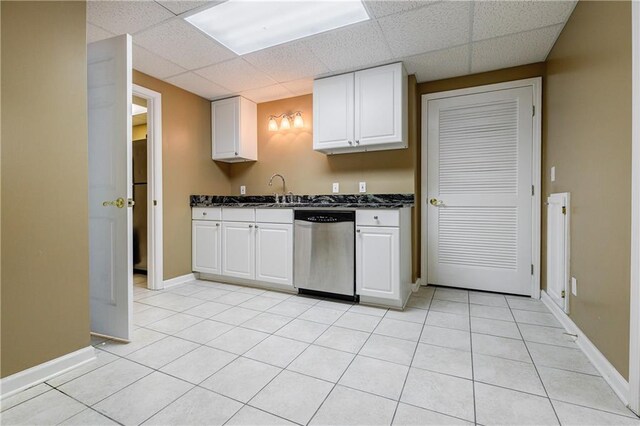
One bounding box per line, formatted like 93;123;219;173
256;208;293;224
222;207;255;222
356;209;399;227
192;207;222;221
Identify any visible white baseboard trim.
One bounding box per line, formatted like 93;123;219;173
541;291;630;405
162;273;198;289
0;346;95;399
412;278;422;292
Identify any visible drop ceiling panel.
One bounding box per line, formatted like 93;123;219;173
195;58;276;93
364;0;437;19
87;23;114;44
243;41;330;83
403;45;470;83
473;1;576;41
471;25;562;74
304;21;393;73
166;72;231;99
133;45;187;79
379;1;471;58
239;84;294;104
133;18;236;70
156;0;223;15
281;79;314;96
87;1;174;35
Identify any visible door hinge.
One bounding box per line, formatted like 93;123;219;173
532;105;536;117
531;185;535;196
562;206;567;215
153;200;158;206
531;264;534;275
561;290;566;298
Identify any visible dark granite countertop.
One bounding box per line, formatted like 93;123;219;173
190;194;414;209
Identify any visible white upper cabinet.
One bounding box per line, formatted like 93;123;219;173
313;62;407;154
313;73;355;151
355;63;407;148
212;96;257;162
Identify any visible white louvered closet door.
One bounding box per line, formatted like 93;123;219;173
427;86;533;295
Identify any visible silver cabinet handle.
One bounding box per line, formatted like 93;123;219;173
356;229;361;233
373;215;379;220
215;223;219;227
249;224;254;228
255;225;259;229
348;140;353;145
203;212;207;216
355;140;360;145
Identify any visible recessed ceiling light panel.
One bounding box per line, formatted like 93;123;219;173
185;0;370;55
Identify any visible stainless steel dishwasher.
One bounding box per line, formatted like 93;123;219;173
294;210;356;299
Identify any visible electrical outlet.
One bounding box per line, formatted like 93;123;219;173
332;182;339;193
240;185;246;195
571;277;577;296
551;166;556;182
359;182;367;193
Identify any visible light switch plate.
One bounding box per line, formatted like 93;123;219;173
571;277;577;296
359;182;366;193
332;182;339;193
240;185;246;195
551;166;556;182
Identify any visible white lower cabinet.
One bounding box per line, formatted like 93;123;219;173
221;221;255;280
356;226;400;301
255;223;293;286
355;208;412;308
193;208;294;290
192;220;221;274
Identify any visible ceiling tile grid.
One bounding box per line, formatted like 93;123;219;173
86;0;577;102
195;58;277;93
304;20;394;73
165;71;230;99
132;18;237;70
470;24;564;74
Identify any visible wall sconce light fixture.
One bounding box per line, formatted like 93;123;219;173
268;111;304;131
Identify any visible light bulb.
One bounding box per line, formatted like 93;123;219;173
268;116;278;132
293;112;304;128
280;115;291;130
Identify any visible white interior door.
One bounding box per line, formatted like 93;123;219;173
547;193;570;312
427;86;534;295
88;34;133;340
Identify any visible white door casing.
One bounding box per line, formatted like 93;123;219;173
255;223;293;286
546;193;570;313
221;221;255;279
425;84;536;295
88;34;132;340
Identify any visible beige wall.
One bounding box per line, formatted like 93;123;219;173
133;124;147;141
1;1;90;377
132;71;230;280
544;0;632;378
228;76;421;280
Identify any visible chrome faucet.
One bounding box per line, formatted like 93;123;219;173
268;173;286;203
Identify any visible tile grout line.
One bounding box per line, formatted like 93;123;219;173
505;297;562;425
389;288;434;425
467;291;478;425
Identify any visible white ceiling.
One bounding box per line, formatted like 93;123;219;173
87;0;576;103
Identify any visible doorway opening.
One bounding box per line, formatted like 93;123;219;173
132;84;163;291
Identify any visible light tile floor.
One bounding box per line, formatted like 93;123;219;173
3;281;640;425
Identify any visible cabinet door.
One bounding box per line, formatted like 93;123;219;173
192;220;221;274
212;97;239;160
313;73;355;151
255;223;293;287
356;226;400;301
355;63;404;147
221;221;255;279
